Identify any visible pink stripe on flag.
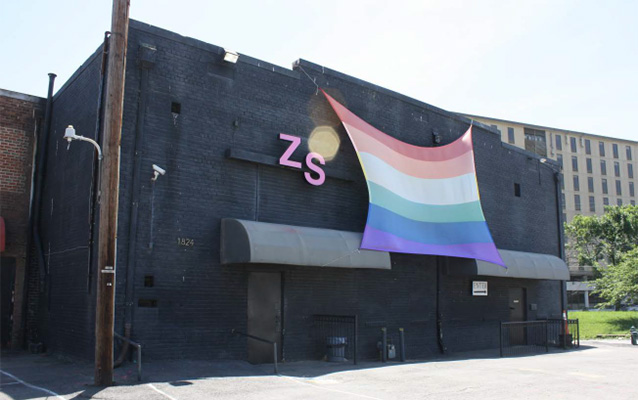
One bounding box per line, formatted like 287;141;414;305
323;90;473;162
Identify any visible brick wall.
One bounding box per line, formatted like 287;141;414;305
37;20;565;360
0;89;45;348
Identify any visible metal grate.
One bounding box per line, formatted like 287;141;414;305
312;315;358;364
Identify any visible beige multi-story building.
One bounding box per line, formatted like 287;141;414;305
461;114;637;221
460;114;637;308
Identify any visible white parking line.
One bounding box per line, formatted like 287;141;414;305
148;383;179;400
282;375;385;400
0;369;66;399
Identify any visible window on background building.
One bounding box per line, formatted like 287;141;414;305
555;134;562;150
602;178;608;194
630;182;635;197
586;158;593;173
562;194;566;209
614;161;620;177
588;177;594;193
585;139;591;155
589;196;595;212
603;197;609;206
562;213;567;223
574;194;581;211
629;164;634;179
557;154;563;168
618;198;623;206
491;124;502;136
601;160;607;175
616;180;622;195
632;200;636;206
570;137;577;153
572;156;578;171
613;143;619;158
599;141;606;157
627;146;632;160
573;176;580;191
507;127;515;144
561;175;565;189
524;127;547;157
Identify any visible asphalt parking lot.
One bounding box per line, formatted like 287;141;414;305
1;340;637;400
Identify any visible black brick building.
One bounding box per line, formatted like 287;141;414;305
28;20;568;362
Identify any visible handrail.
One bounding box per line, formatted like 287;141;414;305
232;329;278;375
114;331;142;381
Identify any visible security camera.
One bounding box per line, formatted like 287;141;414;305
152;164;166;181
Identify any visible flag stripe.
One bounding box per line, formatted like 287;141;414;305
362;227;503;264
344;123;474;178
325;92;472;161
368;182;486;223
366;204;494;245
362;153;479;205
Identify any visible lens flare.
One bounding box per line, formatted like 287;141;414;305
308;126;340;161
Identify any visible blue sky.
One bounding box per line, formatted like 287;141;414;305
1;0;636;141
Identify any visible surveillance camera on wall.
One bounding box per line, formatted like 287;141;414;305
152;164;166;181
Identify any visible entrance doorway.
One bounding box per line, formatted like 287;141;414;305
508;287;527;345
247;272;282;364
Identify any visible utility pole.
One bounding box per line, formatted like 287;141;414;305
95;0;129;386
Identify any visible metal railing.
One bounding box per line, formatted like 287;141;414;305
546;319;580;349
313;315;358;364
500;319;579;357
231;329;278;374
114;332;142;381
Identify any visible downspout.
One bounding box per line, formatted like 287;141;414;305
32;73;56;291
114;43;156;367
554;171;567;317
436;256;447;354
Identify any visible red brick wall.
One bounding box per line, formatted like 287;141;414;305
0;90;43;255
0;89;45;348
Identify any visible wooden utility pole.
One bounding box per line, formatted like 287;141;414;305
95;0;129;386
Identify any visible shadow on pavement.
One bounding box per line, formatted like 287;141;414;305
0;344;597;398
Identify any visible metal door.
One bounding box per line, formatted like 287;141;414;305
247;272;282;364
508;287;527;345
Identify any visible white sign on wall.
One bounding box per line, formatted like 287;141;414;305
472;281;488;296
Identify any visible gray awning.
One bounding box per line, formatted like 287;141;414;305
220;218;391;269
449;249;569;280
474;249;570;280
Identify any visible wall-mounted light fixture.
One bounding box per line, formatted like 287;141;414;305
223;49;239;64
64;125;103;160
432;130;442;145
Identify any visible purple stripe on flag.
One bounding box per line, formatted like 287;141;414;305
362;227;505;267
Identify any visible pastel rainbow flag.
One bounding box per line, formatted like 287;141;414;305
323;91;505;267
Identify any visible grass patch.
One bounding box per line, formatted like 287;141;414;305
569;311;638;339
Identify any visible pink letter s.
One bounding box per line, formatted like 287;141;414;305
304;152;326;186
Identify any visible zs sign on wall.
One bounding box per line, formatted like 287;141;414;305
278;133;326;186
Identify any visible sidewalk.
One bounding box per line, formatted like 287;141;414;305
1;340;637;399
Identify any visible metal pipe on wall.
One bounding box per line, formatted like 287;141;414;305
31;73;56;292
115;56;153;367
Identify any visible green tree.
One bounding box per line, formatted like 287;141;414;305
565;205;638;267
594;248;638;308
565;205;638;307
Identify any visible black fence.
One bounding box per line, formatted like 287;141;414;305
312;315;358;364
500;319;579;357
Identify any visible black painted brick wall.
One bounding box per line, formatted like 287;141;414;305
31;46;104;358
39;20;563;360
